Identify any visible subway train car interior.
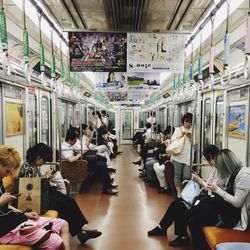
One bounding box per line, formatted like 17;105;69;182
0;0;250;249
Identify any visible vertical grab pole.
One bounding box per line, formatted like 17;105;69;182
244;0;250;79
189;88;198;171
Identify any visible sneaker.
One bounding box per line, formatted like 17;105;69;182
147;226;167;236
77;229;102;244
169;236;190;247
158;187;171;194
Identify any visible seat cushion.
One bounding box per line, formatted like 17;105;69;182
203;227;250;250
0;246;32;250
216;242;250;250
42;209;59;218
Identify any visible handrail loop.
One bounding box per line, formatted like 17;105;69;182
1;51;11;75
220;66;231;86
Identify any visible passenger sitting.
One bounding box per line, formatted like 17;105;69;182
0;145;70;249
19;143;102;244
62;129;118;195
148;145;220;247
188;149;250;250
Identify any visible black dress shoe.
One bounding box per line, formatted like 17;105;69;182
102;188;118;195
107;167;116;173
132;160;142;165
77;229;102;244
169;236;190;247
110;184;118;188
147;226;167;236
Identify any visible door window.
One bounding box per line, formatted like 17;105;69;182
41;96;50;145
28;94;37;147
215;96;223;149
203;98;212;149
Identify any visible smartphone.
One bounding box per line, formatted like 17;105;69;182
12;193;21;197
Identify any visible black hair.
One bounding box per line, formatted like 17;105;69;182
203;144;219;161
181;112;193;125
107;71;115;83
81;124;88;130
101;110;107;115
145;122;152;129
164;125;175;135
65;129;78;141
26;143;53;164
68;126;80;136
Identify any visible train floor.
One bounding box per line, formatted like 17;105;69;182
70;145;193;250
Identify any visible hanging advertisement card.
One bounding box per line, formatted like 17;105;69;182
96;72;127;90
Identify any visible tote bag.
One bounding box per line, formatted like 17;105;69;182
181;180;201;205
166;136;185;155
13;176;49;214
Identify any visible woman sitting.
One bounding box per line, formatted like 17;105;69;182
0;145;70;249
188;149;250;250
19;143;102;244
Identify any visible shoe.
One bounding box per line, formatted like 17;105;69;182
147;226;167;236
102;188;118;195
110;184;118;188
132;160;142;165
77;229;102;244
110;177;114;183
107;167;116;173
169;236;190;247
158;187;171;194
116;151;123;154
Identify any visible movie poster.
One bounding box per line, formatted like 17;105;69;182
95;72;127;90
6;102;24;136
228;105;245;139
69;32;127;72
127;33;185;72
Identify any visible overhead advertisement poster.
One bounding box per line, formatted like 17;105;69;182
228;105;245;139
127;72;160;90
95;72;127;90
106;91;128;102
127;33;185;72
69;32;127;72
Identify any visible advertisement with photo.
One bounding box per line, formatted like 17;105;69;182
69;32;127;72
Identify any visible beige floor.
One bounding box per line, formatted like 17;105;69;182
70;145;193;250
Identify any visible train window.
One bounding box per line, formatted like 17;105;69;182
215;96;223;149
121;110;133;140
68;104;74;126
59;101;67;141
41;96;50;145
28;94;37;147
203;98;212;149
139;112;144;128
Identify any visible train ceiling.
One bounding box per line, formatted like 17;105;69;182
40;0;214;32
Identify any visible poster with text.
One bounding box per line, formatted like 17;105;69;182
228;105;245;139
96;72;127;90
69;32;127;72
128;90;150;101
127;33;185;72
6;102;24;136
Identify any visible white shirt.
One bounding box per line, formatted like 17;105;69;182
171;126;192;166
61;141;74;160
72;139;88;154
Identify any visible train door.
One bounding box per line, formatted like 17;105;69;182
2;83;26;160
225;86;249;166
214;93;223;149
39;90;51;146
120;109;134;144
159;107;165;131
27;87;38;147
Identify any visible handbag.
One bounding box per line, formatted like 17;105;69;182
181;180;201;205
49;170;66;195
166;136;185;155
13;168;49;214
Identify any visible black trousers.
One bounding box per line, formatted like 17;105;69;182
49;188;88;236
82;155;112;190
159;198;189;237
188;197;241;250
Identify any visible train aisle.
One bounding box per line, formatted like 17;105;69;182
71;145;193;250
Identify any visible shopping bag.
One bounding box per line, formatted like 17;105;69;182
166;137;185;155
181;180;200;205
13;176;49;214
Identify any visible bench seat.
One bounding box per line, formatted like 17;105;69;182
216;242;250;250
203;226;250;250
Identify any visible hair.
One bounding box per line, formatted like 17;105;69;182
101;110;107;116
0;146;21;177
65;129;78;141
203;144;219;161
145;122;152;129
164;125;175;135
81;124;88;130
92;110;102;120
214;149;242;179
68;126;80;136
26;143;53;164
107;71;115;83
181;112;193;125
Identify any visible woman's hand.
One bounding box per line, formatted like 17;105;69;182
186;132;192;139
207;183;219;192
24;211;39;220
45;169;53;178
0;192;16;205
